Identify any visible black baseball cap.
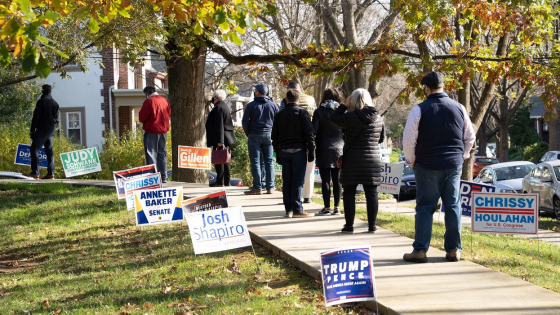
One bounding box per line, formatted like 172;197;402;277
252;83;269;95
420;72;444;88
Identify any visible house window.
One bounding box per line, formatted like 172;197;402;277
67;112;82;145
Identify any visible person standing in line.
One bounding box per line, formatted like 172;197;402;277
242;83;279;195
330;88;384;233
139;86;171;183
206;90;236;187
24;84;59;179
279;81;316;203
312;88;344;216
272;89;315;217
402;72;475;263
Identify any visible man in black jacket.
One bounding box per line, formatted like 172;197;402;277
272;89;315;218
24;84;59;179
206;90;236;186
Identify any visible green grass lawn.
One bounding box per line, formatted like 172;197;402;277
0;183;353;315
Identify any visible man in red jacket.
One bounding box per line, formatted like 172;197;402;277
139;86;171;182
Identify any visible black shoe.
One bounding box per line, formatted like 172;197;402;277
331;208;341;215
368;225;377;233
316;208;331;216
303;198;310;203
341;225;354;234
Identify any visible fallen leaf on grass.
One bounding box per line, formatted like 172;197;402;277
227;261;241;275
246;307;254;311
317;294;324;301
294;302;303;308
549;255;554;261
142;303;154;309
164;286;172;294
0;288;12;296
43;300;50;307
52;309;63;314
300;297;314;302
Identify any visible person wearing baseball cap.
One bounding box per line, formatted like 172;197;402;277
23;84;60;179
402;71;475;263
242;83;279;195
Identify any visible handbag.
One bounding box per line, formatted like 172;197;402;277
211;146;231;165
337;124;368;169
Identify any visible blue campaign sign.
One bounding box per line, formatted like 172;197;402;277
320;246;376;307
441;181;496;217
14;143;48;168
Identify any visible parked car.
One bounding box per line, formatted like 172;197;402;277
396;161;416;197
522;160;560;220
473;161;535;193
0;172;37;180
474;146;494;157
539;151;560;163
473;156;499;177
398;153;405;161
167;171;243;187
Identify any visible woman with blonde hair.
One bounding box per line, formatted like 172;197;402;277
330;88;385;233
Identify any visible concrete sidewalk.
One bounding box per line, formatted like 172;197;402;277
8;179;560;314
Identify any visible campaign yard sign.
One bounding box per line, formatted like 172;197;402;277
379;163;404;194
185;206;252;255
320;246;376;307
471;192;538;235
178;146;211;170
14;143;48;168
60;148;102;177
441;181;496;216
113;165;157;199
134;186;184;226
124;173;162;210
182;191;228;213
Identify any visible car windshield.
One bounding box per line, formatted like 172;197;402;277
403;164;414;175
494;165;534;181
554;166;560;181
477;158;498;163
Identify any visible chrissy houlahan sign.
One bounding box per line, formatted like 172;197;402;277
185;206;252;255
60;148;102;177
134;186;184;226
441;181;496;217
471;192;538;235
379;163;404;194
123;173;162;210
14;143;48;168
113;165;157;199
320;246;376;307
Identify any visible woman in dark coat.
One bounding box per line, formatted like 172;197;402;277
312;88;344;216
330;88;385;233
206;90;236;186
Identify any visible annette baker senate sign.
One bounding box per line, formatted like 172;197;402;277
134;186;184;226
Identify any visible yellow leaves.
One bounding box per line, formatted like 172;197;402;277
173;6;186;22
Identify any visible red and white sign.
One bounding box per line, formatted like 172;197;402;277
471;192;538;235
178;146;212;170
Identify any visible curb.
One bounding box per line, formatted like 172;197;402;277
249;231;398;315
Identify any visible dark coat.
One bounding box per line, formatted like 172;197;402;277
272;103;315;155
312;106;344;168
206;100;236;147
30;93;59;135
330;105;385;186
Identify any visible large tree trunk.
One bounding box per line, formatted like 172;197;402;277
496;121;509;161
459;80;474;180
166;39;208;183
549;103;560;151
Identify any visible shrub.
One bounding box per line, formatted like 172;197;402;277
523;141;549;163
230;127;252;186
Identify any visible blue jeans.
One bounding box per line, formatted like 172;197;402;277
279;150;307;213
30;131;54;176
413;165;462;252
143;133;167;182
248;133;274;190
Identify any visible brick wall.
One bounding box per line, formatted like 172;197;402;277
134;64;143;89
118;106;131;138
118;54;128;89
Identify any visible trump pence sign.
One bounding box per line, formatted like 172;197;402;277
134;186;184;226
471;192;538;235
178;146;211;170
320;246;376;307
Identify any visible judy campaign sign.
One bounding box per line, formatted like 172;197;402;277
124;173;162;210
320;246;376;307
185;206;252;255
441;181;496;217
60;148;102;177
471;192;538;235
178;146;212;170
182;191;228;213
14;143;48;168
379;163;404;194
113;165;157;199
134;186;184;226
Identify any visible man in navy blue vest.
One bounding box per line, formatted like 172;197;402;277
402;72;475;263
